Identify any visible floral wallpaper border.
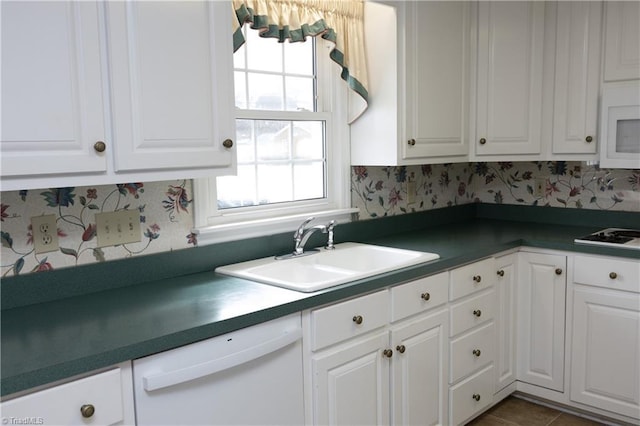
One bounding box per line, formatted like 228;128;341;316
1;161;639;277
351;161;640;219
1;180;196;276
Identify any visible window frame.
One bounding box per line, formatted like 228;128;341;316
193;38;355;245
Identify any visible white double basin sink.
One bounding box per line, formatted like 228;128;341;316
216;242;440;292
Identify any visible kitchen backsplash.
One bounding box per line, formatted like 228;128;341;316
1;180;196;276
352;161;640;219
2;162;639;276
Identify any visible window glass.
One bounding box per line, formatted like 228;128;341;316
217;29;325;210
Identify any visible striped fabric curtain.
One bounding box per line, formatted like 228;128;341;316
231;0;369;122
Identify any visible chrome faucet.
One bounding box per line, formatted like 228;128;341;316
275;217;336;259
294;217;327;255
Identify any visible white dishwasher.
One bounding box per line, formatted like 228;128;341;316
133;313;304;425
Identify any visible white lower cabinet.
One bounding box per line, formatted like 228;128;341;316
570;255;640;421
494;253;517;392
517;251;566;392
448;258;497;425
0;363;135;426
391;309;449;426
306;273;451;425
449;365;495;426
312;330;391;426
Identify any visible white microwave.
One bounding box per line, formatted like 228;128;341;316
599;81;640;169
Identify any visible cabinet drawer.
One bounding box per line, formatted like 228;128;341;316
390;272;448;322
450;289;496;337
573;255;640;293
450;322;495;384
450;258;496;301
449;365;494;426
311;290;389;351
1;368;125;425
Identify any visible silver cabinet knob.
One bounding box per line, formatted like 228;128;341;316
222;139;233;148
352;315;363;325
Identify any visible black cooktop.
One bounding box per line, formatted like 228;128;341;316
577;229;640;244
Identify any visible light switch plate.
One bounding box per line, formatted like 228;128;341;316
31;214;59;254
96;210;141;248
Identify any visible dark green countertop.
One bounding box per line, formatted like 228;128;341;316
2;204;639;397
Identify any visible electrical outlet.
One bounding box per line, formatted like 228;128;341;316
96;210;141;248
406;180;417;205
31;214;59;254
534;178;545;197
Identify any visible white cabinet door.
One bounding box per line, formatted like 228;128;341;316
312;331;390;426
106;1;234;173
603;1;640;82
1;1;235;191
571;286;640;420
495;253;517;392
517;252;566;392
0;1;108;178
350;1;470;165
391;309;449;426
473;2;545;157
551;1;602;156
403;1;470;161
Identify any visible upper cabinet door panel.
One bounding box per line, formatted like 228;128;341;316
106;1;234;172
475;2;545;156
552;2;602;155
0;1;107;178
604;1;640;82
403;1;470;159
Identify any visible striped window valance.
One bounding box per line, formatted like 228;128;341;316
231;0;369;123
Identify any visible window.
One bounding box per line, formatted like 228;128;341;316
194;28;353;244
218;28;325;209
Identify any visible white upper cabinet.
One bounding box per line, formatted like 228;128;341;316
105;1;234;173
603;1;640;82
0;2;108;179
472;2;546;159
1;1;235;191
350;1;470;165
550;1;602;157
402;1;470;161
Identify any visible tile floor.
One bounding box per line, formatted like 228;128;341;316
467;395;609;425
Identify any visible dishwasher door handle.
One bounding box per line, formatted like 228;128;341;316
142;328;302;392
